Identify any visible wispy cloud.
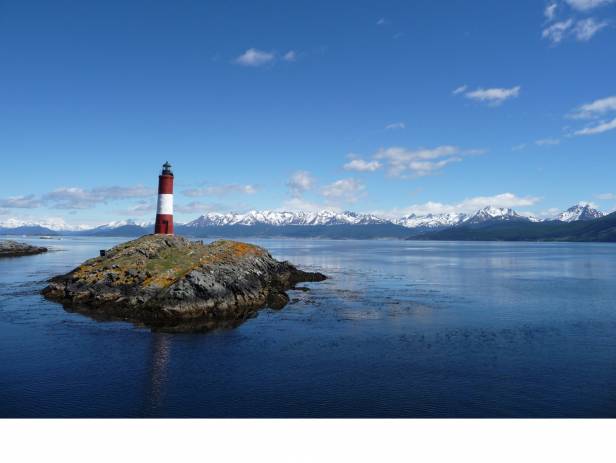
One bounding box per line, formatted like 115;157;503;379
182;184;258;197
0;194;42;209
175;201;227;214
43;185;154;209
235;48;276;67
283;50;297;62
374;145;481;178
114;199;155;216
512;143;527;151
344;158;382;172
565;0;615;11
385;122;405;130
452;85;468;95
235;48;300;67
321;178;366;204
573;17;609;40
542;19;574;43
569;95;616;119
541;4;610;45
376;17;388;26
574;117;616;135
287;171;315;197
545;3;558;20
535;138;561;146
280;197;326;213
456;86;521;106
597;192;616;200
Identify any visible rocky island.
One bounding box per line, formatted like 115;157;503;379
0;240;48;258
42;235;326;332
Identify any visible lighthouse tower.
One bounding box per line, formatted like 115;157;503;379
154;161;174;235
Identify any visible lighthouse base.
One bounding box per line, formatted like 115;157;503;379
154;214;174;235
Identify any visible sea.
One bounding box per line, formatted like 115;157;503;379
1;236;616;417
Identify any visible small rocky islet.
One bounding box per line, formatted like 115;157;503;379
42;234;327;332
0;240;48;258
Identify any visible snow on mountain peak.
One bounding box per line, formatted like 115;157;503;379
95;219;153;230
463;206;528;224
557;204;604;222
394;212;467;229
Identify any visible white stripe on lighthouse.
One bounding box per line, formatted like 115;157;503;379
157;194;173;215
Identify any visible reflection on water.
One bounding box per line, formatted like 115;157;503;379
1;236;616;417
146;333;171;414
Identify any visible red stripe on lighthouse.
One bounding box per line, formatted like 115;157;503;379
158;175;173;194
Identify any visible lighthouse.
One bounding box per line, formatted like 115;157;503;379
154;161;174;235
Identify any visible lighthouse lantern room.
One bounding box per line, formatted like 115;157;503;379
154;161;174;235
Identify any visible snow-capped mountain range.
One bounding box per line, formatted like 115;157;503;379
0;217;91;232
184;210;388;228
0;204;608;234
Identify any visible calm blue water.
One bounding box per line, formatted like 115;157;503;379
1;236;616;417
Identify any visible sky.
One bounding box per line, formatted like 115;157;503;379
1;0;615;227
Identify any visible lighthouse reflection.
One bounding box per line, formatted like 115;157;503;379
145;332;172;415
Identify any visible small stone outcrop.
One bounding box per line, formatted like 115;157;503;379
42;235;326;331
0;240;48;258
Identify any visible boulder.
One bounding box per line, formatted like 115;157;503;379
0;240;48;258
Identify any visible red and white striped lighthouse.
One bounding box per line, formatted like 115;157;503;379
154;161;174;235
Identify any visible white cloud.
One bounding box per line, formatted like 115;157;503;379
375;145;470;177
385;192;541;217
573;18;609;40
543;16;608;44
458;193;540;210
182;184;258;197
565;0;615;11
542;19;574;43
534;207;563;219
175;201;226;214
280;197;328;213
114;199;156;216
385;122;405;130
235;48;275;67
597;192;616;200
377;17;388;26
569;95;616;119
287;171;315;197
283;50;297;62
321;178;366;204
545;3;558;20
0;194;42;208
452;85;468;95
574;117;616;135
578;200;600;208
512;143;527;151
43;185;154;209
535;138;561;146
461;86;521;105
344;158;382;172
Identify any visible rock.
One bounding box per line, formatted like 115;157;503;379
0;240;48;258
42;235;326;332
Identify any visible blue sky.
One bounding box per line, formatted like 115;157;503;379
1;0;615;226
